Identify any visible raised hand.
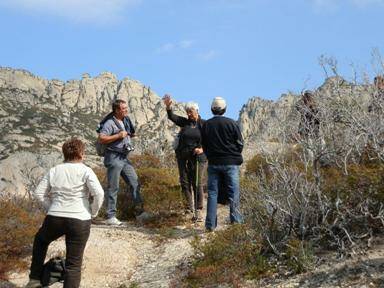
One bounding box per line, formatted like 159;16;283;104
163;94;172;108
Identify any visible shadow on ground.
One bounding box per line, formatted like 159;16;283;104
298;258;384;287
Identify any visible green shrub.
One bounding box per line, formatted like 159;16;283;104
138;167;186;227
245;146;307;180
185;225;272;287
0;198;43;280
285;239;314;274
94;154;186;226
321;163;384;203
245;154;270;176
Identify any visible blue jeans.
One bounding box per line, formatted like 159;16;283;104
205;165;243;230
104;152;143;218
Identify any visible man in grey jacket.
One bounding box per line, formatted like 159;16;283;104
99;99;144;225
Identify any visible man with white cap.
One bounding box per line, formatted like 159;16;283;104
201;97;244;231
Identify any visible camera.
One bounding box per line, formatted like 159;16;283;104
124;143;135;153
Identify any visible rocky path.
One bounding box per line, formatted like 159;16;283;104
6;210;384;288
7;210;216;288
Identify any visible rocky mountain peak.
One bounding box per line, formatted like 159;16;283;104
0;67;377;196
0;67;189;196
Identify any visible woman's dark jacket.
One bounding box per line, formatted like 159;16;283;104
167;109;206;161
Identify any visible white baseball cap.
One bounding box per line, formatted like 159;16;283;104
211;97;226;111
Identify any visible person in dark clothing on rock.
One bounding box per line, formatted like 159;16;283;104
163;94;206;222
201;97;244;232
296;90;327;163
368;75;384;113
297;90;320;139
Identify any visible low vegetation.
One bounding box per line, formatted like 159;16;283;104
183;64;384;287
185;225;273;287
94;152;186;227
0;198;43;280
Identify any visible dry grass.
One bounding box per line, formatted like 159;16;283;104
0;198;43;280
94;153;186;227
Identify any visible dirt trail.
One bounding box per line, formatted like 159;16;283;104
6;208;384;288
7;207;229;288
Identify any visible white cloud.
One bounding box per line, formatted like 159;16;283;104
0;0;141;24
156;40;194;53
197;50;218;61
179;40;194;49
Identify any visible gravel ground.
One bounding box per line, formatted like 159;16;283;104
6;208;384;288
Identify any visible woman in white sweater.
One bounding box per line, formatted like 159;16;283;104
26;138;104;288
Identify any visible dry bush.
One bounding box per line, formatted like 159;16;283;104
130;152;162;169
242;153;384;257
241;58;384;263
183;56;384;286
182;66;384;287
0;198;43;280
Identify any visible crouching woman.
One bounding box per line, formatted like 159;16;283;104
26;138;104;288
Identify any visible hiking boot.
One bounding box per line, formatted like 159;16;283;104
25;279;42;288
184;209;194;216
192;210;203;222
196;210;204;222
205;227;215;233
105;217;122;226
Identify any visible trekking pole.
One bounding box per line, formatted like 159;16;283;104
194;156;199;222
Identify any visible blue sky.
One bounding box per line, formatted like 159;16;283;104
0;0;383;119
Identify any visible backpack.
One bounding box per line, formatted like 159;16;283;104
41;257;65;287
95;113;136;156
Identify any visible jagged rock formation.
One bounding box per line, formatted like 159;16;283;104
0;67;185;196
0;68;375;196
238;76;373;158
239;93;297;142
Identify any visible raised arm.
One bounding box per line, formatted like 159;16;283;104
163;94;188;127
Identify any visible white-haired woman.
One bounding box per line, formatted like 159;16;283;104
163;94;206;221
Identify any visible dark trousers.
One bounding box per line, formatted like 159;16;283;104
29;215;91;288
176;154;206;211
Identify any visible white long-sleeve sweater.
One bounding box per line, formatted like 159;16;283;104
33;162;104;220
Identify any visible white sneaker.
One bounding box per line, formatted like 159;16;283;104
105;217;122;226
